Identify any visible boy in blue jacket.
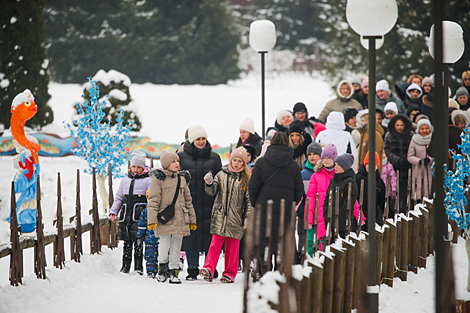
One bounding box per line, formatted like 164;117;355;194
137;191;159;278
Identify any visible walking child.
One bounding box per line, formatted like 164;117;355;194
200;147;253;283
147;150;197;284
137;192;159;278
381;150;397;218
109;150;151;274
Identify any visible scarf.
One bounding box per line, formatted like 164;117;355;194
412;133;432;146
228;163;244;173
324;166;335;173
304;159;314;171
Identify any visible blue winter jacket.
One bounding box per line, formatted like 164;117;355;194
137;207;158;246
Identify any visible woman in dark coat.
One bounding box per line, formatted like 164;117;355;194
177;124;222;280
384;114;413;213
249;132;304;274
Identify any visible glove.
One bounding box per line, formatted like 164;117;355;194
423;157;431;165
204;172;213;185
190;224;197;231
398;158;407;167
148;223;157;232
109;214;117;223
243;218;248;230
308;223;313;229
136;239;143;246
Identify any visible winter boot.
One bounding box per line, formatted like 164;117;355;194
178;257;185;271
169;269;181;284
134;257;144;275
147;272;156;279
220;275;234;284
214;269;219;279
185;268;199;281
199;268;213;282
120;259;131;274
157;263;168;282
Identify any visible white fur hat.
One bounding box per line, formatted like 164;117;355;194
239;118;255;134
384;102;398;115
130;150;146;169
376;80;390;92
276;110;293;125
188;124;208;144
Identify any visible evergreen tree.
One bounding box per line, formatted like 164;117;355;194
0;0;53;129
44;0;241;85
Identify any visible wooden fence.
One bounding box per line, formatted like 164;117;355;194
1;165;119;286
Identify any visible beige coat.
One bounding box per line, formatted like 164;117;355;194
318;80;363;122
205;166;253;240
358;122;385;172
147;169;196;237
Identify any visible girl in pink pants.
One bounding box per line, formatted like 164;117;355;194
200;147;253;283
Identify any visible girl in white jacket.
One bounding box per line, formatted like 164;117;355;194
316;111;357;159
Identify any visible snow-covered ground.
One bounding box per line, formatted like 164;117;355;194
1;73;469;312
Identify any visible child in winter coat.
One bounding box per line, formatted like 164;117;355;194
200;147;253;283
381;150;397;218
137;196;159;278
109;150;151;274
306;143;337;255
407;119;434;202
357;111;385;172
241;143;257;170
147;150;197;284
323;153;358;243
355;151;386;232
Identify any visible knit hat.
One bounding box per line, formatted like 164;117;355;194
361;77;369;89
266;127;277;141
343;107;358;122
456;86;469;98
188;124;208;144
335;153;355;171
417;118;432;133
384;102;398;115
351;77;362;86
288;120;305;135
364;151;380;168
306;142;322;156
239;118;255;135
230;147;247;165
376;80;390;92
160;150;180;170
241;143;256;159
293;102;308;114
449;98;460;109
130;150;146;169
276;110;293;125
422;76;434;87
321;143;338;160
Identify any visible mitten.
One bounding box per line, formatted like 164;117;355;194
148;223;157;232
204;172;213;185
423;157;431;165
190;224;197;231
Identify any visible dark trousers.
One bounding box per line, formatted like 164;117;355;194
123;239;143;263
399;180;408;214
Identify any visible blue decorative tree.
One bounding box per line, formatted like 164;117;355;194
64;78;132;213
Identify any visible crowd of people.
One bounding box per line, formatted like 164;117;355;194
108;70;470;283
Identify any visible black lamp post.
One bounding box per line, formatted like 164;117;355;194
249;20;276;141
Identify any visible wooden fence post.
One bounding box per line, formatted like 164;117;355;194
72;169;83;262
419;208;429;268
9;182;22;286
54;172;65;269
350;236;362;309
425;200;434;255
381;224;390;284
357;180;364;236
90;168;101;254
334;187;340;241
276;199;286;271
331;246;346;313
252;204;262;281
376;227;384;285
343;240;355;313
264;200;273;272
322;252;335;313
394;216;402;278
399;216;409;281
108;164;118;249
34;176;46;279
311;261;324;313
243;210;255;313
410;211;420;274
384;220;397;287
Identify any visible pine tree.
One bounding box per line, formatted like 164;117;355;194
44;0;241;85
0;0;53;129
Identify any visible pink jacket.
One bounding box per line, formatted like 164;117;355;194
381;162;397;199
407;138;434;199
306;167;335;239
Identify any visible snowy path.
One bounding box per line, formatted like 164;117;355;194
0;244;243;313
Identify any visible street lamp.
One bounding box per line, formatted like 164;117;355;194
346;1;398;312
249;20;276;141
427;20;464;313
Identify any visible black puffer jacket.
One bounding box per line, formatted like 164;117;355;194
249;144;304;251
178;141;222;252
355;165;386;231
323;168;358;234
384;114;413;182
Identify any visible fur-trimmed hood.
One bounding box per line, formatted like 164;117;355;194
336;80;354;100
149;168;191;184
